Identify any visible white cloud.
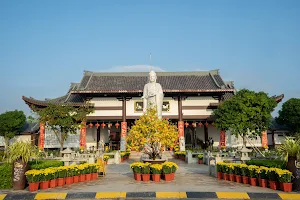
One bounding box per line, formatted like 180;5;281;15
104;65;165;72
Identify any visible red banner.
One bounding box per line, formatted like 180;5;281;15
39;123;45;150
80;126;86;149
261;131;268;148
219;130;226;147
178;121;184;137
121;122;127;138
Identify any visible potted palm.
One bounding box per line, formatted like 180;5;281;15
141;163;151;182
150;164;162;182
6;141;39;190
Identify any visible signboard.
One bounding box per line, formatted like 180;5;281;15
44;128;80;148
261;131;268;148
219;130;226;147
134;100;170;112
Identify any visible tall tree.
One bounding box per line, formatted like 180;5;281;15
213;89;277;146
0;110;26;148
276;98;300;136
126;107;178;160
33;103;93;153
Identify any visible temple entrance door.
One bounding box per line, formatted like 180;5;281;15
185;126;197;148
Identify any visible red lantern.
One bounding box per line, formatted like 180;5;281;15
115;122;120;129
95;122;100;128
185;121;189;128
192;122;196;128
198;122;203;127
101;122;106;129
205;121;209;128
88;122;93;128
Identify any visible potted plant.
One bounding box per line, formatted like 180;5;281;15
257;166;268;188
228;163;235;182
268;168;279;190
6;141;39;190
198;154;204;164
78;164;86;182
222;163;229;181
39;168;51;189
234;164;242;183
141;163;151;182
277;169;293;192
73;166;80;183
65;166;73;185
130;162;143;181
103;156;109;165
216;162;223;180
248;165;259;186
150;164;162;182
162;162;173;181
25;169;40;192
49;168;57;188
57;167;66;186
120;152;126;162
241;164;249;184
91;164;99;180
84;164;92;181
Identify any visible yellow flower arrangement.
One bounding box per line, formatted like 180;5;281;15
130;162;144;173
150;164;163;174
276;169;293;183
103;155;109;161
248;165;259;178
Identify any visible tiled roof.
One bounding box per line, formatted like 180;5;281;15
73;70;235;93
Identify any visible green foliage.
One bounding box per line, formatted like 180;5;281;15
0;152;5;162
5;141;39;164
276;98;300;135
0;110;26;146
213;89;277;145
277;137;300;158
246;160;286;169
0;163;12;189
33;103;94;150
29;160;64;170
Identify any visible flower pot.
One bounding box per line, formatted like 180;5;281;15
260;179;267;188
121;158;124;162
142;174;150;182
217;172;223;180
134;173;141;181
229;174;235;182
223;173;229;181
242;176;249;184
164;174;172;181
280;182;284;190
28;182;39;192
235;175;242;183
57;178;65;186
49;179;56;188
92;173;98;180
40;181;49;190
269;181;277;190
104;161;108;165
282;182;293;192
73;176;79;183
66;177;73;185
250;178;257;186
86;173;92;181
79;174;85;182
152;174;161;182
198;160;203;164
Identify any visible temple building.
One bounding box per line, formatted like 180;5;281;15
22;70;284;151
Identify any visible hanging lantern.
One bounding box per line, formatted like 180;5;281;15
101;122;106;129
115;122;120;129
198;122;203;127
95;122;100;128
88;122;93;128
192;122;197;128
205;121;209;128
108;123;112;129
185;121;189;128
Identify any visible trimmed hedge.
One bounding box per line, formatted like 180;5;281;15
0;163;12;189
246;160;286;169
29;160;64;170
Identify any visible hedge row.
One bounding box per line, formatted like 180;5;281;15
29;160;64;170
246;160;286;169
0;163;12;189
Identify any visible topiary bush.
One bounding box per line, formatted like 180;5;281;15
0;163;12;189
28;160;64;170
246;160;286;169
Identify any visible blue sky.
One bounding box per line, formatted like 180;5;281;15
0;0;299;117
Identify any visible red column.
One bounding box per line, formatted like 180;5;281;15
121;122;127;151
39;123;45;150
261;131;268;148
80;125;87;150
178;121;185;151
219;130;226;148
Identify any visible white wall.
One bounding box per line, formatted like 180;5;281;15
0;135;31;147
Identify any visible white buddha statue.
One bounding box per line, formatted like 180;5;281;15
142;70;164;119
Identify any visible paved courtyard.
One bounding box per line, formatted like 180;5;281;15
18;159;280;193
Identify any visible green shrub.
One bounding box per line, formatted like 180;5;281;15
0;163;12;189
0;152;5;162
246;160;286;169
29;160;64;170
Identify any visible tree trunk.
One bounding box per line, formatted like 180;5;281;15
287;156;300;191
4;137;9;149
59;133;64;157
242;134;247;147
